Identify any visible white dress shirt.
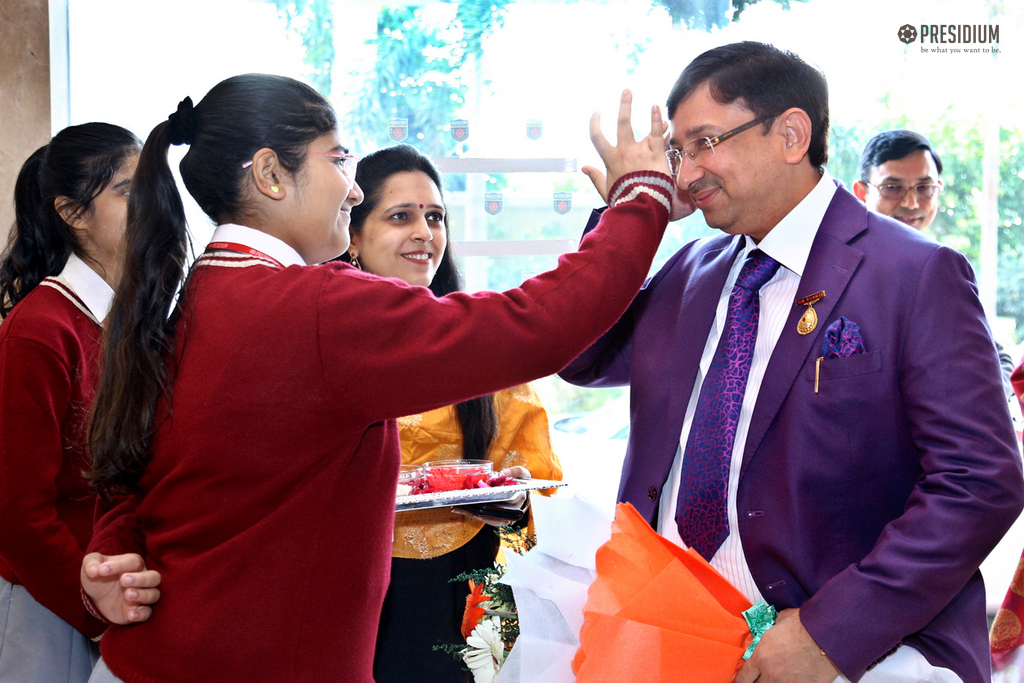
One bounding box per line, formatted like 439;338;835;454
655;173;960;682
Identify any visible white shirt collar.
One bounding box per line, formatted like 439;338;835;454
743;170;837;277
56;253;115;324
209;224;306;267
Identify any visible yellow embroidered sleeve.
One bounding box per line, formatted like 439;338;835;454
490;384;563;492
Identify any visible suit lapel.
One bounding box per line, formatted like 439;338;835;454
739;189;867;480
669;237;744;394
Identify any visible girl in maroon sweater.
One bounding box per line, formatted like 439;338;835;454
0;123;143;682
81;74;673;682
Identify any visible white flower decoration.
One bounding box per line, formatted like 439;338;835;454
462;616;505;683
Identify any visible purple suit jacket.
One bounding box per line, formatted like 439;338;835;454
561;186;1024;682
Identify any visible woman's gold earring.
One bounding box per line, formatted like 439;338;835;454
349;252;362;270
271;185;280;193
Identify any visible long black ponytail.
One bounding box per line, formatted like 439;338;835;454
1;123;140;317
346;145;498;459
90;74;337;494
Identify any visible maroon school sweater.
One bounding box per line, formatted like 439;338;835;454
90;177;671;682
0;276;107;637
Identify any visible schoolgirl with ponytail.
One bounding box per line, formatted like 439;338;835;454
0;122;145;682
80;74;673;682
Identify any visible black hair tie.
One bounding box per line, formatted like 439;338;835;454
167;97;196;146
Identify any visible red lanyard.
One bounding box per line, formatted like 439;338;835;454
206;242;285;269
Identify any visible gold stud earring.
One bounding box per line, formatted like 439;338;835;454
271;185;280;193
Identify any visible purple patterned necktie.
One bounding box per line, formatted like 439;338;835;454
675;249;780;561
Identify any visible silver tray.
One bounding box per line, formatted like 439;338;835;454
395;479;567;512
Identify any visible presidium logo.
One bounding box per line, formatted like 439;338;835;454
898;22;1001;54
898;25;917;43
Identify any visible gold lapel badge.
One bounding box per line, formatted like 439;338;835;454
795;290;826;336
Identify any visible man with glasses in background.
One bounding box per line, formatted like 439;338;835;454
853;129;943;231
565;41;1022;682
853;129;1014;398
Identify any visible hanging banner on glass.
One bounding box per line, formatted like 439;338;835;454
389;118;408;142
451;118;470;142
484;192;503;216
527;119;543;140
554;192;572;215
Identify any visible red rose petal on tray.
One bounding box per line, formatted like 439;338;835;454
463;473;490;488
426;471;467;491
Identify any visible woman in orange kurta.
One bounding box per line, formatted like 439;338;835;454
342;145;562;682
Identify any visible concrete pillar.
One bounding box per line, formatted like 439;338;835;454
0;0;51;241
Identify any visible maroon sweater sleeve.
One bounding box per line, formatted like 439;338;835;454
317;188;670;422
0;337;106;637
87;177;670;567
88;493;146;558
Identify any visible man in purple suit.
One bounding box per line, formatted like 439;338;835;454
562;42;1023;682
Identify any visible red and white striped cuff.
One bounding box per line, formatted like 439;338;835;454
81;585;113;629
608;171;674;213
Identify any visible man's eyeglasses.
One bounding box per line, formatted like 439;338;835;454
866;182;942;202
305;152;358;177
666;113;776;175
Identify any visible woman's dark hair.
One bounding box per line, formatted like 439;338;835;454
666;41;830;169
0;122;141;317
345;145;497;458
90;74;337;494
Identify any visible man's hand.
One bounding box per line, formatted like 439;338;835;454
732;608;839;683
81;552;162;625
588;90;671;199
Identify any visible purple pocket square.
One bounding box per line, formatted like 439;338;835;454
821;317;866;359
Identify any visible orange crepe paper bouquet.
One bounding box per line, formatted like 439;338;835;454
572;503;754;682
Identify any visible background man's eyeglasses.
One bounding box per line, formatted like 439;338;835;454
665;113;776;175
867;182;942;202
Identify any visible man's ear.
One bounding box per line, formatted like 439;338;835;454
852;180;869;202
54;197;87;230
247;148;287;200
776;108;812;165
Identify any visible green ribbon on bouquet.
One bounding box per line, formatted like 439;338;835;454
741;601;778;660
